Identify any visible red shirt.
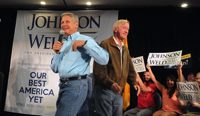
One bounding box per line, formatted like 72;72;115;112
137;82;157;109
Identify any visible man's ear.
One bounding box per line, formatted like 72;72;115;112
75;22;79;28
113;27;118;33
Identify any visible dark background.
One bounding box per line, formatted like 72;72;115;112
0;7;200;115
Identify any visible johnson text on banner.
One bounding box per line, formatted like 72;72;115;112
147;50;182;66
5;10;118;116
132;56;146;73
177;82;200;103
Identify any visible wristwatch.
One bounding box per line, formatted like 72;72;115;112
84;40;87;46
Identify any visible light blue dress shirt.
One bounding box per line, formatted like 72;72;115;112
51;32;109;79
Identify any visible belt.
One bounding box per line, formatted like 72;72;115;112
60;75;87;82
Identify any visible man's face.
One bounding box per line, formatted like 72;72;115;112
61;15;78;37
114;23;129;40
143;72;151;83
196;75;200;87
187;74;196;82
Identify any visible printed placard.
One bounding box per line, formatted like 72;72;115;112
164;53;192;69
132;56;146;73
147;50;182;66
177;82;200;103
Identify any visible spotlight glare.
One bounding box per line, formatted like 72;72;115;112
181;3;187;8
40;1;46;5
86;2;92;5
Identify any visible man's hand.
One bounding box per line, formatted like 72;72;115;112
111;83;122;94
134;85;140;96
146;63;151;70
72;40;87;51
178;61;183;69
189;100;200;108
53;41;64;54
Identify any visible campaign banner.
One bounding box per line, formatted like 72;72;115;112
5;10;118;116
132;56;146;73
177;82;200;103
164;53;192;69
147;50;182;66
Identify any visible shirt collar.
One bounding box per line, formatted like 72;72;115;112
113;36;124;46
65;32;80;40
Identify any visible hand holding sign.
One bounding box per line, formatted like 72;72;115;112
178;61;183;69
146;62;150;71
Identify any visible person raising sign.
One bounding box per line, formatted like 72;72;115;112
177;64;200;115
146;62;185;116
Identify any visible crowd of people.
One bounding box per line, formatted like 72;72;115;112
50;12;200;116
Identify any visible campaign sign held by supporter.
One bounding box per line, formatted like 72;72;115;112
147;50;182;66
164;53;192;69
177;82;200;103
132;56;146;73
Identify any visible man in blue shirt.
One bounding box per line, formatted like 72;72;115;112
78;58;94;116
51;12;109;116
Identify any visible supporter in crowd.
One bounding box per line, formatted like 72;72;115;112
186;72;196;82
146;62;185;116
196;73;200;88
177;71;196;82
124;71;157;116
184;72;200;113
177;64;200;114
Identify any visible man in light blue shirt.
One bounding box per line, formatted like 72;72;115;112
51;12;109;116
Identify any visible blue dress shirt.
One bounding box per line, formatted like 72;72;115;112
51;32;109;79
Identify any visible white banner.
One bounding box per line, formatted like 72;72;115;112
132;56;146;73
147;50;182;66
164;53;192;69
5;10;118;116
177;82;200;103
